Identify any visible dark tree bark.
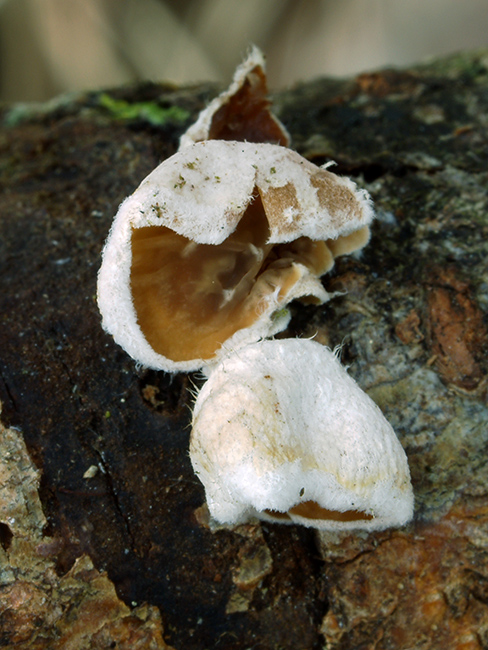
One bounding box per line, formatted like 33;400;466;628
0;50;487;649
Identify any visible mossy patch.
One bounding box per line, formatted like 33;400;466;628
98;93;190;126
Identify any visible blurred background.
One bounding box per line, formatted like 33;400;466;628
1;0;488;102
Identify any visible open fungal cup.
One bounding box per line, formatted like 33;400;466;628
190;339;414;531
97;44;374;372
97;140;373;372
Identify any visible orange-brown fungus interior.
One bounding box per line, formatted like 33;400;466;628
326;226;370;258
265;501;374;522
207;65;289;145
130;193;330;362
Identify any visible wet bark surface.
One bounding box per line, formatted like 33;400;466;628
1;50;487;648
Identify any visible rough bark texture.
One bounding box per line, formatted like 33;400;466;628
1;50;487;649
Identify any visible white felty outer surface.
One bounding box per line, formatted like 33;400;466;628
115;140;373;245
190;339;414;531
97;141;373;372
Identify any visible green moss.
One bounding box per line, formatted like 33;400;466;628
416;48;488;80
98;93;190;126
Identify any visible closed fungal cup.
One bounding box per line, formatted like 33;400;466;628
190;339;414;531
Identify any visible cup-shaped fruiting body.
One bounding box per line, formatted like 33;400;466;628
190;339;414;531
97;140;374;372
97;45;374;371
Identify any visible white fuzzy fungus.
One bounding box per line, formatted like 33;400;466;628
97;140;373;372
97;43;374;372
190;339;414;531
97;47;413;534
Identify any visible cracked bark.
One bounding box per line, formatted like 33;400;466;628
0;49;487;649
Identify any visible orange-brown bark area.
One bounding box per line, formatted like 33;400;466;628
425;266;487;391
0;556;172;649
0;417;172;649
319;502;488;649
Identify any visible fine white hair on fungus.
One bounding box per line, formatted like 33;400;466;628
96;140;374;372
190;339;414;531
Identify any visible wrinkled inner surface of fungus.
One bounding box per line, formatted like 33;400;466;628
265;501;374;523
131;192;332;361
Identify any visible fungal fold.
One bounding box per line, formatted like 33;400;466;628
190;339;414;531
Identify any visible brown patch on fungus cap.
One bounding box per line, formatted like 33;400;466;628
259;181;302;237
310;169;363;227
